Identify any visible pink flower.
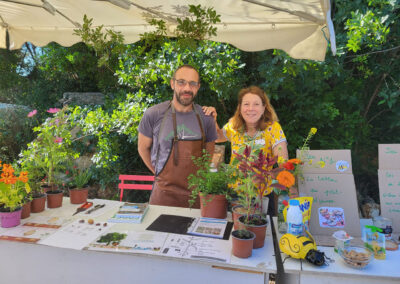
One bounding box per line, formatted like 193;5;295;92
27;109;37;117
54;137;63;143
47;108;61;113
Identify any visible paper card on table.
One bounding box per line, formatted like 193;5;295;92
379;144;400;169
88;231;168;255
296;149;352;174
0;225;59;243
378;169;400;233
161;234;231;263
22;215;72;228
38;219;114;250
187;217;228;239
298;173;361;242
318;207;345;228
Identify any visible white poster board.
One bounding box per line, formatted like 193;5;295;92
378;169;400;233
379;144;400;170
297;150;361;245
296;149;353;174
378;144;400;233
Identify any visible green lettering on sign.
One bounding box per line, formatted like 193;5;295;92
324;189;339;196
318;176;337;182
385;147;398;154
319;199;334;204
386;172;394;178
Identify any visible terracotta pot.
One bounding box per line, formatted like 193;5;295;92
238;215;268;249
46;190;63;208
69;187;89;204
31;194;46;213
0;208;22;228
229;198;241;210
21;201;32;219
231;229;255;258
232;205;246;230
199;194;227;219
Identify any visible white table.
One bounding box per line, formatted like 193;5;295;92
0;198;277;284
274;217;400;284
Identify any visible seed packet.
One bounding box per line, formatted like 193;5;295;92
363;225;386;260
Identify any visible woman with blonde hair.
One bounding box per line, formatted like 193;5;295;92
203;86;288;214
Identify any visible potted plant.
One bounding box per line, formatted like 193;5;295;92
233;144;286;248
231;229;256;258
188;151;235;219
20;107;79;209
0;162;31;228
67;167;92;204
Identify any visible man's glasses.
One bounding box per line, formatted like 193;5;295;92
174;79;199;88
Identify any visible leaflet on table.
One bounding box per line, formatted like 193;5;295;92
187;217;228;239
0;216;72;243
87;231;231;263
38;219;115;250
87;231;169;255
108;202;149;224
161;234;231;263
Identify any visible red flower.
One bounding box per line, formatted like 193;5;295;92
283;162;295;171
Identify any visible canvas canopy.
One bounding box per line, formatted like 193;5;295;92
0;0;336;61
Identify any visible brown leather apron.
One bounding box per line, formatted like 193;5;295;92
149;103;205;208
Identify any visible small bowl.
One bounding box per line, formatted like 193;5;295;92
338;246;372;269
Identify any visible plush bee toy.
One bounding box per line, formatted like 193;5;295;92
279;231;332;266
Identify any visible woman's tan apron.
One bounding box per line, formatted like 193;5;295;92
149;104;205;208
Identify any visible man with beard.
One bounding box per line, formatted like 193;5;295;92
138;65;217;208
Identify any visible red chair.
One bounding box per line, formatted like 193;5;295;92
118;174;154;202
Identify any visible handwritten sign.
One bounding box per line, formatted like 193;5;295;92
296;149;352;174
378;169;400;233
299;173;361;240
379;144;400;169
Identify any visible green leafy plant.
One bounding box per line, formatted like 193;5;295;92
188;151;235;207
232;229;254;240
19;106;79;189
68;167;92;189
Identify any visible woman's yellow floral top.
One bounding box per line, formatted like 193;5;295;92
223;120;286;164
223;120;287;193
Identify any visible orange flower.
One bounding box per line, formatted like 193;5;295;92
288;158;302;164
18;171;29;183
2;164;15;174
276;170;295;188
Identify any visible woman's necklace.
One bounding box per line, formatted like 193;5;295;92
245;129;260;140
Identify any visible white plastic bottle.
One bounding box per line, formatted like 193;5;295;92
286;199;303;236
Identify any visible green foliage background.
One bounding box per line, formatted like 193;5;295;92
0;1;399;204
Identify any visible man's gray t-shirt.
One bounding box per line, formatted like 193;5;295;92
138;101;217;175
